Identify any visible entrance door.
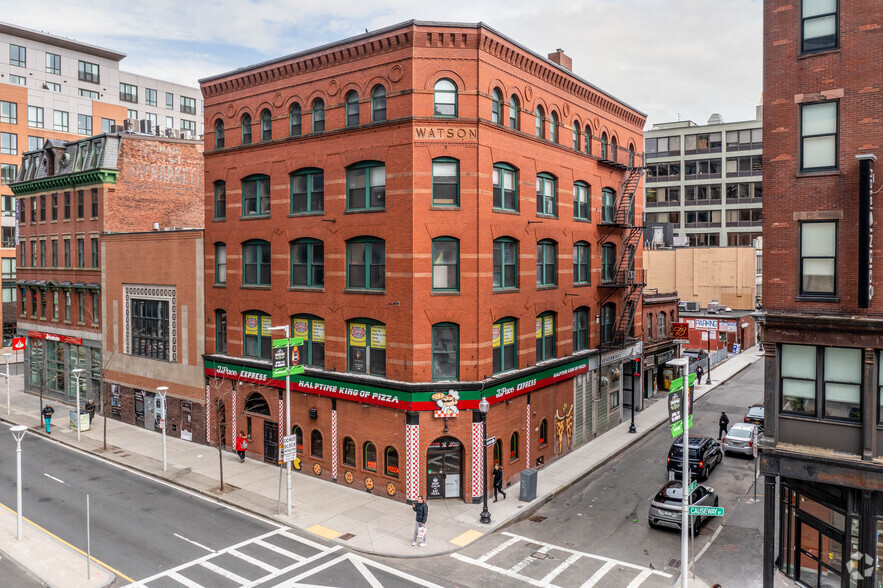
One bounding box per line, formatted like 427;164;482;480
264;421;278;464
794;512;844;587
143;391;156;431
426;436;462;499
180;401;193;441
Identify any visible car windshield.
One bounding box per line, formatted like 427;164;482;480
728;427;752;439
670;445;700;459
747;407;764;417
655;485;683;505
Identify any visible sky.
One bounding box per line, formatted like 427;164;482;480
7;0;763;129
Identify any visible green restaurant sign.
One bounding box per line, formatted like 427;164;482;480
205;356;589;411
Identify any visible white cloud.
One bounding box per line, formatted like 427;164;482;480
10;0;762;127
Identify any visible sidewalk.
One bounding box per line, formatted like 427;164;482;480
0;347;763;582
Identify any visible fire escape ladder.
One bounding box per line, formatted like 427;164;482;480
613;165;643;226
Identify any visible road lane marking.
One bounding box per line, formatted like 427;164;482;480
510;544;550;574
201;560;249;584
280;528;334;551
43;473;65;484
174;533;216;553
539;552;582;585
351;557;384;588
229;548;278;572
167;571;203;588
477;535;520;563
626;569;654;588
581;560;617;587
254;538;305;560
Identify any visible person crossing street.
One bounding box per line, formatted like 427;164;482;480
719;411;730;440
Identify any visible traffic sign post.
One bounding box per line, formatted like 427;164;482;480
282;434;298;463
688;480;697;493
688;506;724;517
485;435;496;448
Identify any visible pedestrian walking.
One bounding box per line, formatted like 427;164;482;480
492;463;507;502
41;404;55;434
412;495;428;546
719;411;730;440
84;399;96;423
235;431;249;462
696;364;704;384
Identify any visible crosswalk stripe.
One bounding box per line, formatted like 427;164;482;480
350;557;384;588
228;548;279;572
254;538;305;561
279;529;331;551
510;544;550;574
200;560;250;584
626;569;654;588
477;536;521;563
167;571;204;588
580;560;617;588
539;552;582;585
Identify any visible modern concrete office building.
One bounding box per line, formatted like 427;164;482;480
643;107;763;248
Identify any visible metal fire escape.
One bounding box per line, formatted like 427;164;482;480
598;162;645;350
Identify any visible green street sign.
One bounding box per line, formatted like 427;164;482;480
688;506;724;517
688;480;697;493
670;414;694;437
272;337;304;348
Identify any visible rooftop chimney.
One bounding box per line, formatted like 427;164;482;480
547;49;572;71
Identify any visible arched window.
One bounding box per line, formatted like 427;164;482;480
493;163;518;211
539;419;548;446
584;125;592;155
648;313;654;339
535;106;544;138
289;103;302;137
214;242;226;285
600;132;608;159
343;437;356;467
345;91;359;127
312;99;325;133
242;239;271;286
493;237;518;289
572;122;580;151
610;136;618;163
290;238;324;288
573;306;589;352
536;173;557;216
432;237;459;291
600;303;616;345
601;243;616;284
311;429;323;458
371;86;386;122
491;88;502;124
214;119;224;149
347;161;385;211
550;111;558;143
291;314;325;368
432;157;459;206
290;168;324;214
658;311;667;337
628;144;636;167
347;319;386;376
363;441;377;471
493;438;503;464
573;241;590;285
243;310;272;359
509;95;519;129
241;174;270;217
493;317;518;374
215;309;227;354
260;109;272;141
241;113;252;145
601;187;616;223
244;391;271;415
385;447;399;478
346;237;385;290
537;239;557;286
292;425;303;453
214;180;226;220
574;181;590;221
432;322;459;381
536;312;556;362
434;79;457;117
510;432;519;461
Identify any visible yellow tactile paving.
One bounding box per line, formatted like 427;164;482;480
450;529;484;547
306;524;342;540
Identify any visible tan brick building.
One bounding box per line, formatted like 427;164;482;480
201;21;646;502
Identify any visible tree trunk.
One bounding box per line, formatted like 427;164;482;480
216;402;225;491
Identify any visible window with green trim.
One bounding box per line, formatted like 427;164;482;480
536;312;556;362
493;317;517;374
493;238;518;290
491;88;502;124
432;158;459;206
600;303;615;345
289;103;302;136
345;91;359;127
600;132;608;159
385;447;399;478
574;182;589;221
242;175;270;217
371;86;386;122
628;144;635;167
214;119;224;149
243;311;272;359
572;122;580;150
347;319;386;376
432;322;459;381
312;99;324;132
214;243;226;285
292;315;325;368
550;111;558;143
509;95;519;129
242;240;271;286
535;106;544;138
215;309;227;354
347;162;385;210
539;419;548;445
573;241;590;285
290;238;324;288
536;240;557;286
347;237;385;290
536;173;556;216
493;164;518;211
290;168;324;213
214;181;226;220
363;441;377;471
573;307;589;351
585;125;592;154
433;79;457;117
241;113;252;145
510;432;519;461
601;187;616;223
601;243;615;284
611;136;618;163
311;430;323;458
432;237;459;291
260;109;272;141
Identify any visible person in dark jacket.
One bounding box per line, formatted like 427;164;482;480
696;364;704;385
412;495;428;546
84;399;96;423
719;411;730;440
493;463;507;501
42;404;55;434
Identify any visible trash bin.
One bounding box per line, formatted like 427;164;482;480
519;468;538;502
70;410;90;432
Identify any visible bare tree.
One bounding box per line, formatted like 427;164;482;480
206;376;244;492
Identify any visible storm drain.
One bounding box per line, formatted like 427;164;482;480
528;515;547;523
667;559;681;569
339;533;355;541
531;552;551;560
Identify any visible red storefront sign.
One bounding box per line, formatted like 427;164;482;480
11;337;25;351
28;331;83;346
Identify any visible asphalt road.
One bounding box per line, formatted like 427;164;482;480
387;359;765;587
0;551;40;587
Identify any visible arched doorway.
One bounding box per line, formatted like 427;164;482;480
426;436;463;499
244;391;276;464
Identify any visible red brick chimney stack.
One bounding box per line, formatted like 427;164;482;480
547;49;572;70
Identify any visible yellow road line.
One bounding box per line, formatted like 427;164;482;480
0;500;135;583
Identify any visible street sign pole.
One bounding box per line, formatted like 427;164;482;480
681;374;690;588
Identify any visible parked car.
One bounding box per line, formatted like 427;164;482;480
667;435;723;481
722;422;761;457
744;405;764;430
648;480;719;536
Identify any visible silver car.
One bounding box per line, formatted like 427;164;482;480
648;481;718;536
722;422;761;457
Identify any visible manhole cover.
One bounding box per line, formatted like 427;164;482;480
531;552;551;559
339;533;355;541
528;515;547;523
667;558;681;569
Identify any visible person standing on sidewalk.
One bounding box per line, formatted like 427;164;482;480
493;463;507;501
84;399;96;424
41;404;55;434
719;411;730;440
412;495;428;546
235;431;249;462
696;364;704;385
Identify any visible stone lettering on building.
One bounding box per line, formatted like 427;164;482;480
414;127;477;141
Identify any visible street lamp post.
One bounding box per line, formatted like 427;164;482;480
156;386;168;472
10;425;27;540
2;352;12;415
629;361;637;434
705;330;713;386
71;368;84;441
478;396;491;525
268;325;292;517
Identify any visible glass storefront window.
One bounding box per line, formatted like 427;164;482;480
28;339;43;388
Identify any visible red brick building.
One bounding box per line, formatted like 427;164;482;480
10;133;203;425
641;291;680;398
201;21;646;503
759;1;883;585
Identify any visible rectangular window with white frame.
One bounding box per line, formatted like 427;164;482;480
124;285;176;362
801;101;838;171
800;221;836;296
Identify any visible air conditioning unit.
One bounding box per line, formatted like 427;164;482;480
123;118;138;131
154;125;164;136
165;128;179;138
181;131;193;140
139;119;153;134
684;301;701;312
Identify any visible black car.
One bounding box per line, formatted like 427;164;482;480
744;405;764;431
667;435;723;481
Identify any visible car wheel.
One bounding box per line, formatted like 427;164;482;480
692;521;701;537
714;497;719;507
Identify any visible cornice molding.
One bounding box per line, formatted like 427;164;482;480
11;169;118;195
